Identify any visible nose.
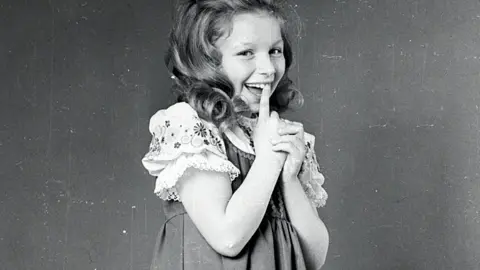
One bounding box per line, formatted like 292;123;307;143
256;55;275;77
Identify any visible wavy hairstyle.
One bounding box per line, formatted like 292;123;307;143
165;0;303;133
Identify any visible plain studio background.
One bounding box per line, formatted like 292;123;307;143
1;0;480;269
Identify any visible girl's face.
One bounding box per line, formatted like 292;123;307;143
216;12;286;114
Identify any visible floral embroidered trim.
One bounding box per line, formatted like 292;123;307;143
142;102;241;201
143;103;228;163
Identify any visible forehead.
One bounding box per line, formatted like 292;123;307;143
218;12;283;48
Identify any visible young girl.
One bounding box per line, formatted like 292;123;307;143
142;0;329;269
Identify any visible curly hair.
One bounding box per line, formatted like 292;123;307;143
164;0;303;133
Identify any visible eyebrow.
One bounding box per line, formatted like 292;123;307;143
234;39;284;48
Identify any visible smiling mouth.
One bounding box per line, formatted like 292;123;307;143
244;83;271;97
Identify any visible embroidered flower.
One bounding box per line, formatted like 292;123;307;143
165;120;170;127
149;137;162;153
211;136;223;148
174;142;181;148
204;139;210;145
194;122;207;137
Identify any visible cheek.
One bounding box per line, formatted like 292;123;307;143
272;58;285;76
223;60;250;83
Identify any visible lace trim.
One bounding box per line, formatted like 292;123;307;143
297;133;328;207
155;153;240;201
142;102;241;201
300;176;328;208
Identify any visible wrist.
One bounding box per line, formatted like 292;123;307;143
256;152;286;168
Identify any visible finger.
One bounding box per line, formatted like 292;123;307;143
272;143;306;164
280;119;302;127
271;135;304;149
277;124;304;136
270;110;279;121
271;144;305;162
286;120;303;128
271;142;296;154
258;84;271;121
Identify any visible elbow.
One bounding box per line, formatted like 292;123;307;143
214;244;242;258
317;253;327;269
303;221;329;269
317;225;329;268
209;233;246;258
310;240;328;270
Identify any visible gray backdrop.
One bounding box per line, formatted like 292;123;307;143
1;0;480;269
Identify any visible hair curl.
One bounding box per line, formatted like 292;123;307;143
165;0;303;133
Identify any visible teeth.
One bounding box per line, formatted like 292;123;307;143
245;83;270;90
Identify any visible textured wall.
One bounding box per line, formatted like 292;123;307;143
284;0;480;269
1;0;174;269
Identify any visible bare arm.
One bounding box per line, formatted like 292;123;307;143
176;84;286;257
282;178;329;269
177;155;283;257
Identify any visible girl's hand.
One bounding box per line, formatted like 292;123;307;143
270;119;306;182
252;85;287;169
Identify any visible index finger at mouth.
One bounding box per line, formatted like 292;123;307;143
258;84;271;121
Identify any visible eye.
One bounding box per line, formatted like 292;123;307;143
238;50;254;57
271;48;283;55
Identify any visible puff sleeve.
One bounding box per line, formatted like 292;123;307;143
141;102;240;201
297;132;328;208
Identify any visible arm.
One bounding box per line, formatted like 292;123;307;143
177;86;285;257
177;153;284;257
282;177;329;269
270;120;329;269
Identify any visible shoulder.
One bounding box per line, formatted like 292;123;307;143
146;102;227;158
142;102;240;201
149;102;216;132
148;102;221;143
